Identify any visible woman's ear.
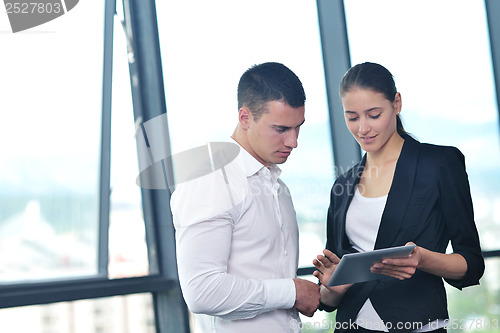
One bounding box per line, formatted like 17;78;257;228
238;107;252;129
394;92;402;114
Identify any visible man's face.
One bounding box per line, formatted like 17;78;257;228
244;100;305;166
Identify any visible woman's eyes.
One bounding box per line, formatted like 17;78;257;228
347;113;381;121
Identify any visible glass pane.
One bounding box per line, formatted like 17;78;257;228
344;0;500;330
0;2;105;281
156;0;334;268
446;258;500;333
108;0;149;279
0;293;155;333
344;0;500;252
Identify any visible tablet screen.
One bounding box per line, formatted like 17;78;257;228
327;244;416;286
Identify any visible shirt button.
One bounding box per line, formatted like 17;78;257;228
284;250;288;255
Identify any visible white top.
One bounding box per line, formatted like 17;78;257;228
346;187;446;332
171;139;300;333
345;187;387;253
346;187;389;332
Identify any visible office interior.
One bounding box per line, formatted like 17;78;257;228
1;0;500;332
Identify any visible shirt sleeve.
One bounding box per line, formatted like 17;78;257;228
438;147;485;289
171;169;296;320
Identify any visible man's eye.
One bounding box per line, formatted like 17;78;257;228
275;127;287;133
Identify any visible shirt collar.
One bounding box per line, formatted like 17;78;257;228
229;137;282;179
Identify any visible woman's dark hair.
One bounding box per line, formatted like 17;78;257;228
339;62;406;137
237;62;305;120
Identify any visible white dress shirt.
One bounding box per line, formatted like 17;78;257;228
171;139;300;333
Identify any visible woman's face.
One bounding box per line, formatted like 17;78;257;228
341;87;401;153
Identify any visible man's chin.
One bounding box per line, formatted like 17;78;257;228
273;157;289;165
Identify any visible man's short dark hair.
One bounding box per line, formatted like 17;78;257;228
237;62;306;120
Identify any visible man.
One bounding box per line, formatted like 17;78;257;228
171;62;321;332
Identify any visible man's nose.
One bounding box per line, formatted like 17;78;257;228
284;128;298;148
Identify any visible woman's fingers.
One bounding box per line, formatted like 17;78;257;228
371;262;416;280
318;255;333;267
312;259;324;274
313;251;341;286
323;249;340;264
312;249;341;269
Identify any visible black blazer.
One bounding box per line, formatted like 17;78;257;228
323;135;484;332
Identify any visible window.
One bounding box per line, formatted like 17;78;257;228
3;1;498;332
0;1;104;282
344;0;500;330
344;0;500;252
0;1;158;331
156;0;334;270
108;0;149;279
155;0;335;329
0;294;155;333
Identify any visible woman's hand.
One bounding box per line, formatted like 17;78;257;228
312;249;340;286
370;242;421;280
371;241;468;281
312;249;352;292
312;249;352;307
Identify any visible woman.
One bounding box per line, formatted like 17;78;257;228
313;62;484;332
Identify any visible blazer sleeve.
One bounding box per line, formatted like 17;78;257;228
438;147;485;289
318;186;340;312
319;172;359;312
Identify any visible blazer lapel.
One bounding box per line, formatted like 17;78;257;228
374;135;421;249
338;156;366;255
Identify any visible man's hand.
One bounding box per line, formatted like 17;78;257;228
292;278;321;317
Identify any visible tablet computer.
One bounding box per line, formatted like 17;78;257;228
327;244;416;286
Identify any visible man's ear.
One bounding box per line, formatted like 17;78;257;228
238;107;252;129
